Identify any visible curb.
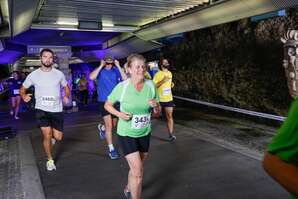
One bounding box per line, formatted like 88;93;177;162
18;133;46;199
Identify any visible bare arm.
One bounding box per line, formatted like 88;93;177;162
64;84;70;98
114;60;127;80
263;151;298;196
104;101;131;120
20;86;32;103
89;60;105;80
155;76;170;88
63;84;70;104
148;99;161;118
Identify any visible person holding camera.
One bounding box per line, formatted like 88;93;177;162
89;54;127;159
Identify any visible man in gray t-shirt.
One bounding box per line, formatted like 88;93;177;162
20;48;70;171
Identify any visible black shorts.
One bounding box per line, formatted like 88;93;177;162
160;101;175;107
99;101;119;117
35;109;64;132
118;134;151;156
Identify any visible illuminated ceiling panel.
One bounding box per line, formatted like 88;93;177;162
33;0;215;31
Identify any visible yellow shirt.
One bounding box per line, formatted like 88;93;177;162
79;79;88;91
153;70;173;102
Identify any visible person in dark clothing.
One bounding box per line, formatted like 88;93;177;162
6;71;22;119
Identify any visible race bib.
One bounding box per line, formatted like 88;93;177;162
41;96;56;107
131;114;151;129
163;88;171;96
13;89;19;95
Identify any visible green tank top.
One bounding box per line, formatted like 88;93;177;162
107;79;158;137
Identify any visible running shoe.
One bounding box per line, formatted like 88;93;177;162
124;188;132;199
46;159;56;171
51;138;56;145
109;149;119;160
97;124;106;140
169;134;176;141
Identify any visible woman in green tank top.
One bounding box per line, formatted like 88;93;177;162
105;54;160;199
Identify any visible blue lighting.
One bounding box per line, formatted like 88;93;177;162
251;9;286;22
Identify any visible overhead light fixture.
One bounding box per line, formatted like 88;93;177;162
56;18;78;26
101;25;139;32
102;23;114;27
26;59;40;62
78;21;102;30
31;23;139;32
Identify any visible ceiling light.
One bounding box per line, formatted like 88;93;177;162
102;23;114;27
56;18;78;26
78;21;102;30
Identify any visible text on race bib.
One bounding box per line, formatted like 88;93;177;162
162;88;171;96
13;89;19;95
41;96;56;107
131;114;151;129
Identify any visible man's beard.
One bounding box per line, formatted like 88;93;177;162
42;61;52;68
163;65;169;69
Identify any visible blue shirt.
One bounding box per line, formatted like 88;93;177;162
149;66;159;79
97;66;122;102
7;78;23;96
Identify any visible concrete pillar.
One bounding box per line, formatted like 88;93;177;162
55;50;75;110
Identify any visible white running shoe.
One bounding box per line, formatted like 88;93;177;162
51;138;56;145
46;159;56;171
169;134;176;141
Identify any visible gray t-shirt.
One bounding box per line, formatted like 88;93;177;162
23;68;68;112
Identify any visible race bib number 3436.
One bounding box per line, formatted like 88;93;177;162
131;114;151;129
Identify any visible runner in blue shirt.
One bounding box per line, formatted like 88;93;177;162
89;54;127;159
5;71;23;119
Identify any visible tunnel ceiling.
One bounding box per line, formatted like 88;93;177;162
32;0;213;29
0;0;216;63
1;0;298;64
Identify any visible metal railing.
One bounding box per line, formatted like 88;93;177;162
174;96;286;121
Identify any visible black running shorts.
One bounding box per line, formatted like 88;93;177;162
118;134;151;156
99;101;119;117
159;101;175;107
35;109;64;132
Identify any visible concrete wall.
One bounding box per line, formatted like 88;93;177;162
146;8;298;115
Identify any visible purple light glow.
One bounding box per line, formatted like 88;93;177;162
73;50;107;62
0;50;24;64
9;29;120;46
70;62;99;96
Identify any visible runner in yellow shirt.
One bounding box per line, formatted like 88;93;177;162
153;58;176;141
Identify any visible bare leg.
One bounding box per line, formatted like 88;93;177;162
112;117;118;127
126;152;145;199
52;128;63;141
164;107;174;135
14;96;21;119
126;152;148;189
41;127;53;160
10;97;15;115
103;115;113;145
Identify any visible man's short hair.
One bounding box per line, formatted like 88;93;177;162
40;48;54;57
